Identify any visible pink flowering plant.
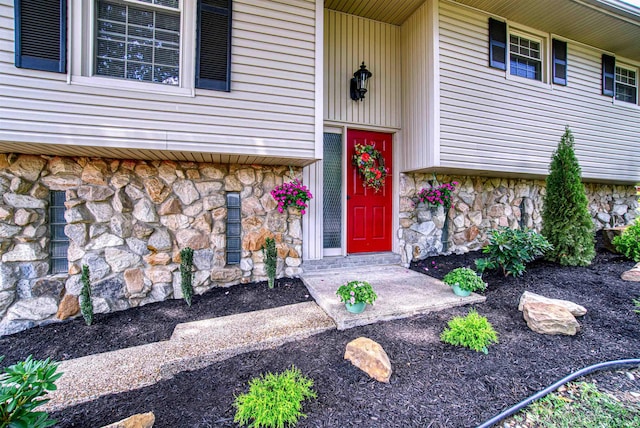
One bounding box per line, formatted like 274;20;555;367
270;179;313;215
336;280;377;305
416;181;459;209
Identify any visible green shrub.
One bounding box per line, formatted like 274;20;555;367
541;126;595;266
234;366;316;428
443;267;487;292
475;227;552;277
0;356;62;428
613;219;640;262
262;237;277;289
180;247;194;307
80;264;93;326
440;309;498;354
634;298;640;316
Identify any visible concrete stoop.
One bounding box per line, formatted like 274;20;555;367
301;265;486;330
42;302;335;412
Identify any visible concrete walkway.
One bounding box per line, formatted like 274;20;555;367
301;265;486;329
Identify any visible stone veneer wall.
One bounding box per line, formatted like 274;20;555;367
0;154;303;336
399;173;638;266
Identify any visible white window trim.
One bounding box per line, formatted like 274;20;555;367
614;62;638;105
505;26;549;87
69;0;196;97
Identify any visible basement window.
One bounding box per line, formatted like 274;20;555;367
49;191;69;274
226;193;241;265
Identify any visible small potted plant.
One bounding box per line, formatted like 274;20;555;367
442;267;487;297
336;280;378;314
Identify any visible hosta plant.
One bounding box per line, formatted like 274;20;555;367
475;227;553;277
613;218;640;262
440;309;499;354
443;267;487;292
0;356;62;428
234;366;316;428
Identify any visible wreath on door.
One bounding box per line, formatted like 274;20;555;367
352;144;389;192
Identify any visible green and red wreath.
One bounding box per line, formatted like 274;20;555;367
352;144;389;192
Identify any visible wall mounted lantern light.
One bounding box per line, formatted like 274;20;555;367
350;62;372;101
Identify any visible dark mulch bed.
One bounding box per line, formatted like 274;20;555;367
3;235;640;427
0;278;311;366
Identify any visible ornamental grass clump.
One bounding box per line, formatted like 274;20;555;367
443;267;487;293
613;218;640;262
336;280;378;305
0;355;62;428
415;181;459;209
541;126;595;266
475;227;552;277
80;264;93;326
440;309;498;354
270;179;313;215
234;366;316;428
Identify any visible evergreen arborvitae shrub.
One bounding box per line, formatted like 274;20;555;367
180;247;194;307
263;237;277;289
80;264;93;326
541;127;595;266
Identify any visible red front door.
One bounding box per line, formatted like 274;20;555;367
347;130;393;253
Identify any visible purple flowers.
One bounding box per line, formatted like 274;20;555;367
270;179;313;215
416;181;459;209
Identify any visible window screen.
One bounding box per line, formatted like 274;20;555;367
226;193;241;265
49;191;69;274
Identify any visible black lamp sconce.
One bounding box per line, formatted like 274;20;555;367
350;62;372;101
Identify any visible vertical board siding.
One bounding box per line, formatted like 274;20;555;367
438;1;640;182
0;0;318;160
400;1;431;172
324;9;401;129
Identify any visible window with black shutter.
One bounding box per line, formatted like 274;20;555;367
14;0;66;73
489;18;507;71
196;0;232;91
552;39;567;86
602;54;615;97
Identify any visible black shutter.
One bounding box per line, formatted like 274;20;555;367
488;18;507;71
196;0;232;91
602;54;615;97
552;39;567;86
14;0;66;73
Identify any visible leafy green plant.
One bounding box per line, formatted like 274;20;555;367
234;366;316;428
80;264;93;326
513;381;640;427
0;356;62;428
440;309;498;354
443;267;487;292
475;227;552;277
634;298;640;315
262;237;277;289
336;280;378;305
613;218;640;262
541;126;595;266
180;247;194;307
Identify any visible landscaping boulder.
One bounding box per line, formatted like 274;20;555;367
101;412;155;428
522;302;580;336
56;294;80;320
621;262;640;282
602;226;628;253
518;291;587;316
344;337;392;383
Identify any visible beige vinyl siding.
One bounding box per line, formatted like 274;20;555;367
438;1;640;183
0;0;318;165
400;1;437;172
324;9;401;129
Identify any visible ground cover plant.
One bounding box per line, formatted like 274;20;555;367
2;234;639;427
541;126;595;266
511;381;640;427
234;366;316;428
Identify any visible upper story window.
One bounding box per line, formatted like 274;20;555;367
615;65;637;104
96;0;181;86
509;33;542;81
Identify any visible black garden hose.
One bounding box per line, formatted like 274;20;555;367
476;358;640;428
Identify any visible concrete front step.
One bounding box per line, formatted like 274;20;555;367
42;302;335;412
302;252;402;272
301;265;486;330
